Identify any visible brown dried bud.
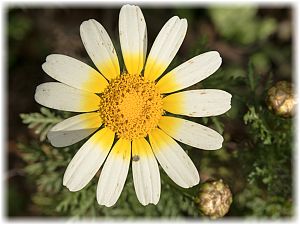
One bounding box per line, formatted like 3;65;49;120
266;81;296;117
195;179;232;219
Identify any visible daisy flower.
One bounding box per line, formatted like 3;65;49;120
34;5;232;207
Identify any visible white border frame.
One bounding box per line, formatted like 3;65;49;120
1;0;299;224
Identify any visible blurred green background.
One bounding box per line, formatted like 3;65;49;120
8;5;293;218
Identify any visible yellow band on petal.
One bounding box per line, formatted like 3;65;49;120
80;92;101;112
144;57;167;81
132;138;152;157
123;52;144;75
99;128;115;150
97;59;120;81
88;127;115;152
82;69;109;93
157;116;181;138
80;113;102;128
110;138;131;159
162;93;184;114
148;128;172;152
155;72;181;94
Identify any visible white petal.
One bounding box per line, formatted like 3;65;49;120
132;138;160;205
119;4;147;75
156;51;222;94
80;19;120;80
97;139;131;207
149;128;199;188
47;113;102;147
34;82;100;112
158;116;224;150
42;54;108;93
63;128;115;191
144;16;187;81
163;89;232;117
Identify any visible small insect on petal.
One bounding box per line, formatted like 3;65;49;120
132;155;140;162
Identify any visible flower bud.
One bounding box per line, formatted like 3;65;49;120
266;81;296;117
195;179;232;219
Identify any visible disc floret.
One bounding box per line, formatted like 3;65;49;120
99;74;164;140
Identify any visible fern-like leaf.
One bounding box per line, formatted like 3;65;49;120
20;107;63;141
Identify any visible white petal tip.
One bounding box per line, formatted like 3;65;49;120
46;133;59;147
220;90;232;114
63;182;82;192
68;187;81;192
41;62;47;72
206;137;224;151
140;201;159;206
138;194;160;206
181;176;200;189
45;54;56;62
34;85;44;105
97;199;115;207
47;137;67;148
121;4;138;9
207;51;222;65
181;18;187;24
211;50;220;56
46;130;68;148
195;174;201;185
80;19;94;30
63;174;83;192
66;187;79;192
215;52;222;63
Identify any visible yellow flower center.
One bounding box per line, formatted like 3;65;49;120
99;73;164;140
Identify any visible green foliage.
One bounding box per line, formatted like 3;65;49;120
243;106;272;144
250;52;271;74
7;184;26;217
209;7;277;45
20;107;73;141
192;55;293;219
233;63;293;218
236;184;292;218
20;107;63;141
8;10;33;68
18;141;70;216
8;12;32;41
